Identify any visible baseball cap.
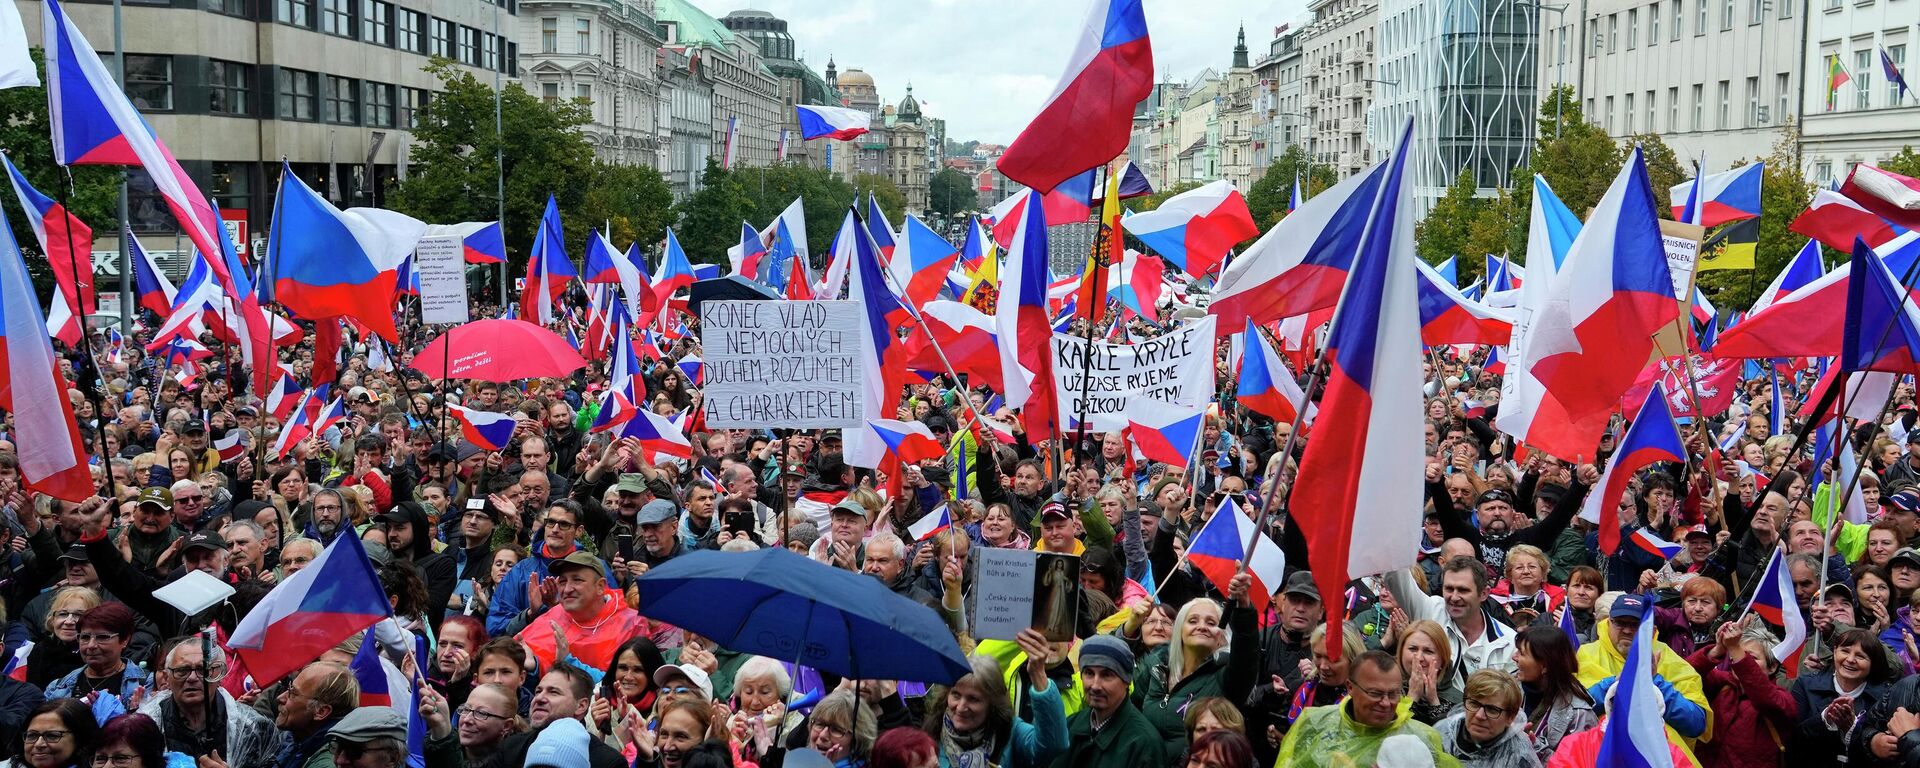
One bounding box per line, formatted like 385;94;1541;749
329;706;407;744
828;498;869;520
348;386;375;403
614;473;649;495
182;420;207;435
1608;593;1652;622
137;486;173;510
181;531;227;553
548;550;606;579
455;442;485;462
1682;524;1712;541
653;664;714;700
636;499;679;526
56;545;89;564
1892;547;1920;570
1039;501;1072;523
1824;582;1856;602
1888;491;1920;513
1281;571;1320;602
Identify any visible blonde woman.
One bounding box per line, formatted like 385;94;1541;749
1397;619;1458;724
26;587;100;688
1135;581;1259;756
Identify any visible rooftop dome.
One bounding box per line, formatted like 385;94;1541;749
837;68;874;88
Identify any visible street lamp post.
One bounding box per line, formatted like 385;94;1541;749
1517;2;1570;136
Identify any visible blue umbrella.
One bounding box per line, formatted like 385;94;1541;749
636;547;970;684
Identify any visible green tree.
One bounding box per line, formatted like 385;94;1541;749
1416;169;1487;268
388;60;597;275
579;161;674;252
1245;145;1338;226
1631;133;1688;217
928;168;974;221
854;173;907;224
671;159;754;265
1695;128;1814;309
730;164;856;256
1883;146;1920;177
1137;181;1203;213
1;50;125;296
1532;85;1623;216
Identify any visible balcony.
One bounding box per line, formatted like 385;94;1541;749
1343;47;1369;65
1341;82;1368;99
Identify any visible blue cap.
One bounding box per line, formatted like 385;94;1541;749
1609;593;1652;622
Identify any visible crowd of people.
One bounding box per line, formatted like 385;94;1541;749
0;305;1912;768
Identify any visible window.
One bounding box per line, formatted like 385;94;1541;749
1746;76;1760;124
1604;95;1615;132
321;0;353;37
1695;0;1706;34
456;26;478;65
1779;0;1791;19
483;33;499;71
278;68;318;120
576;19;591;54
279;0;312;27
1816;161;1833;185
1668;86;1679;130
1585;19;1597;56
323;75;359;124
1824;0;1840;9
1890;46;1907;105
208;60;250;115
503;41;517;75
397;9;422;53
1671;0;1683;38
209;162;250;214
1646;90;1656;130
401;87;430;128
361;0;390;45
1777;73;1790;122
206;0;249;19
1720;0;1733;29
1856;50;1874;109
124;55;172;110
365;82;395;127
1749;0;1763;23
1556;23;1569;62
1649;3;1660;44
541;82;558;103
1717;80;1730;128
429;18;452;58
1692;83;1703;129
1627;9;1638;48
1624;92;1636;132
1608;14;1618;52
541;18;557;52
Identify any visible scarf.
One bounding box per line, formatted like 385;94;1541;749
940;717;1000;768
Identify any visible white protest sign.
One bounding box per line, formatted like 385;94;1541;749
700;300;863;429
1050;315;1218;432
973;548;1037;642
414;235;469;325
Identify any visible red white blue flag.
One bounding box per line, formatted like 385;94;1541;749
1580;382;1686;555
994;0;1152;194
230;529;390;686
451;404;518;452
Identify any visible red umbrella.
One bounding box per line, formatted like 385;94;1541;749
412;319;588;381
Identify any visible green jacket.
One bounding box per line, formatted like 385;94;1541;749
1050;700;1165;768
1547;527;1592;584
1130;603;1259;756
1274;701;1461;768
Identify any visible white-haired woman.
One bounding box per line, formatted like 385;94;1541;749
727;656;804;759
1134;574;1259;758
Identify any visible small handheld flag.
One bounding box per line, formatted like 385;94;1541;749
450;404;518;452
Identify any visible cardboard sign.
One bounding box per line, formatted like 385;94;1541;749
700;300;863;429
1050;316;1217;431
414;235;468;325
972;548;1083;642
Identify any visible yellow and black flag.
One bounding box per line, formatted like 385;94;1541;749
1699;217;1758;271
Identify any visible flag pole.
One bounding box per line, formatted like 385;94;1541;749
1069;165;1113;480
48;161;114;498
255;160;288;486
1242;326;1325;566
1809;372;1901;658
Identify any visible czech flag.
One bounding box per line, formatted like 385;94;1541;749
1671;162;1764;227
734;221;769;282
269;162;423;341
866;195;897;260
1715;233;1920;360
1113;161;1154;199
795;104;871;141
1751;239;1826;314
1414;259;1513;346
1791;188;1910;253
1109;248;1164;322
310;397;349;437
842;208;917;470
615;408;692;460
1237;320;1315;425
1743;547;1807;675
1120;179;1258;277
1629;528;1683;560
349;628;414;726
1485;254;1521;293
1289;120;1426;654
1184;497;1287;612
1595;598;1678;766
907;503;953;541
1207;161;1388;329
994;0;1152;194
213;430;249;462
1839;164;1920;231
1434;255;1459;286
1509;149;1676;462
451;404;518;451
265;374;302;420
520;195;575;325
1126;403;1204;466
128;228;177;317
229;529;390;687
423;221;507;264
866;419;945;464
676;354;703;385
906;300;1002;390
654;228;697;300
2;153;95;322
0;213;93;501
1040;168;1098;225
888;216;961;308
1842;236;1920;374
992;190;1060;441
1579;382;1686;556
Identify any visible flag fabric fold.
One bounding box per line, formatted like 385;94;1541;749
993;0;1152;193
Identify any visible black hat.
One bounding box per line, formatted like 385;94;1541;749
182;420;207;435
181;531;226;553
56;545;89;564
1281;571;1320;602
1474;488;1515;507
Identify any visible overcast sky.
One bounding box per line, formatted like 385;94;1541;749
706;0;1309;144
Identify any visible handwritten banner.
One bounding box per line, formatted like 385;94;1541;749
699;300;864;429
414;235;468;325
1049;316;1218;432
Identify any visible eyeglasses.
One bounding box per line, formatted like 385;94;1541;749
457;706;510;723
313;505;344;513
662;686;696;696
174;495;205;504
76;632;121;644
809;721;850;738
92;754;141;767
22;731;69;744
1353;685;1403;703
1464;699;1511;719
545;519;578;530
51;610;86;621
168;665;226;681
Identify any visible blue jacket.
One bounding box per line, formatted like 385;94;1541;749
484;542;605;636
934;680;1070;768
44;664;151;701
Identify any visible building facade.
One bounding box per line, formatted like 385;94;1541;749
1797;0;1918;186
518;0;664;169
1538;0;1802;170
19;0;519;257
1300;0;1382;177
1373;0;1539;216
1249;23;1308;186
719;8;834;168
654;0;779;170
662;45;713;197
1222;26;1259;189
